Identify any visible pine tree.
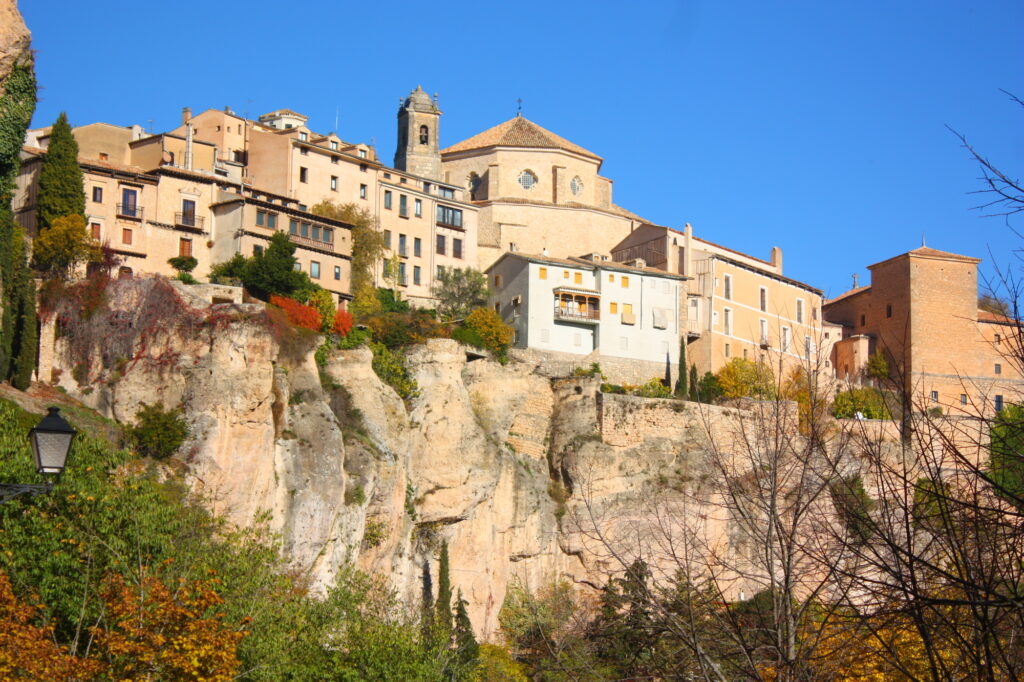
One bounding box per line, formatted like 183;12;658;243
674;337;688;398
688;364;699;402
420;559;434;642
434;543;453;642
452;589;479;668
36;112;84;230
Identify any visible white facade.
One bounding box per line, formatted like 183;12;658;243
488;253;687;366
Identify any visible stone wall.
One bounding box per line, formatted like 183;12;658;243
510;347;672;386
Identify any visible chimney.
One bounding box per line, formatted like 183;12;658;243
853;273;859;289
182;107;192;125
184;123;194;170
770;246;783;272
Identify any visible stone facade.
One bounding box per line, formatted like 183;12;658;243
394;85;442;181
824;246;1023;416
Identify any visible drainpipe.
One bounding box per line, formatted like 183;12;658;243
185;123;194;171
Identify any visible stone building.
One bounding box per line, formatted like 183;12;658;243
610;223;831;380
440;115;647;271
486;251;687;383
823;246;1022;415
15;121;353;301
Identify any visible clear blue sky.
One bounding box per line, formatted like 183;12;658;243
21;0;1023;298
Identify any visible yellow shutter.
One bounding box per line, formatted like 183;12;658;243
610;302;618;314
574;272;582;284
539;267;547;280
622;276;629;288
623;303;633;314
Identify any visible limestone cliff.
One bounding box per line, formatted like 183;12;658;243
0;0;31;92
42;276;751;636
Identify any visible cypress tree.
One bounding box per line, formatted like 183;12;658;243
452;589;479;667
36;112;85;230
688;364;699;402
8;228;36;389
420;559;434;641
434;542;453;642
674;338;688;398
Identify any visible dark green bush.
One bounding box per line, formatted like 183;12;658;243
126;402;189;459
168;255;198;273
832;387;891;419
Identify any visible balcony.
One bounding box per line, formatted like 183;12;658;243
175;212;205;231
116;203;143;220
686;318;702;337
288;233;334;252
554;307;600;324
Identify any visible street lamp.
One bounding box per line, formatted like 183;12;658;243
0;407;76;504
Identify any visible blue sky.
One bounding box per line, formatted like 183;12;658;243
21;0;1023;298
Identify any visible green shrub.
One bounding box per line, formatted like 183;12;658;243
461;308;513;360
176;272;197;285
168;255;198;274
126;402;189;459
572;363;604;378
600;383;626;394
338;327;372;349
716;358;776;399
634;378;672;399
832;387;891;419
345;484;366;506
370;342;419;400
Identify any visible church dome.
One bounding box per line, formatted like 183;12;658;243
404;85;436;112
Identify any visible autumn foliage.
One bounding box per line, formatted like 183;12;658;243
333;308;354;336
270;294;322;331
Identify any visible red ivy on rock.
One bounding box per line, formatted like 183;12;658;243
333;309;353;336
269;295;322;331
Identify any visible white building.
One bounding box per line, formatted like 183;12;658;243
486;252;688;381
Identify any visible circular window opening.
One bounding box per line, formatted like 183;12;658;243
518;170;538;190
570;176;583;196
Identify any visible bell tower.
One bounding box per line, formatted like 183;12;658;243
394;85;441;180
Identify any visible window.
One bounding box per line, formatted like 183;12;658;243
256;210;266;226
331;156;338;164
436;265;443;279
312;225;321;241
399;194;408;217
759;287;767;312
610;302;618;314
453;238;463;259
90;222;101;240
334;266;341;280
414;237;422;257
518;170;537;190
414;198;422;217
995;395;1004;412
253;245;263;257
310;261;320;279
122;227;133;245
413;266;421;285
781;327;790;352
436;234;446;255
886;303;892;318
622;276;629;288
995;363;1002;375
494;274;503;288
419;124;429;144
438;187;454;199
436;205;462;227
399;233;407;257
805;336;811;355
930;390;939;402
289;219;298;235
960;394;967;405
399;175;405;183
383;230;392;249
796;299;804;323
301;222;310;238
760;319;769;345
330;140;339;150
178;238;192;257
330;176;338;191
623;303;634;315
725;343;730;358
995;334;1002;346
322;227;332;243
382;260;390;278
570;176;583;196
574;272;582;285
120;188;138;217
723;274;732;300
359;184;367;199
267;213;277;228
860;314;866;326
723;308;732;335
539;267;547;280
564;270;569;279
92;186;103;202
399;262;407;285
384;191;392;209
299;131;308;141
299;167;308;183
300;147;308;156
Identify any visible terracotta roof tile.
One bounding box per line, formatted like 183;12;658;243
825;285;871;305
472;196;647;223
442;116;601;160
978;309;1017;325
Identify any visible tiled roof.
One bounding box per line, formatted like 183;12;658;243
487;251;687;280
825;285;871;305
442;116;601;160
978;309;1017;325
870;246;980;269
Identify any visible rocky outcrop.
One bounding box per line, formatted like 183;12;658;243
0;0;30;95
43;276;753;636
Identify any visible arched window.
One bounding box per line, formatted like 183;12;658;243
419;125;429;144
570;176;583;196
518;170;538;190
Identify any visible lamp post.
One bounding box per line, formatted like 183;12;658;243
0;407;76;504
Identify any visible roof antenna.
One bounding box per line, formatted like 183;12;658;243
921;233;926;247
852;273;859;288
517;98;523;117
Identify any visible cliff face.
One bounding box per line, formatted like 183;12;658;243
0;0;31;92
43;277;743;636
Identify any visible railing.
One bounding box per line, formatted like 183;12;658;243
288;234;335;252
436;219;463;230
686;318;702;336
554;307;600;322
116;203;143;219
175;212;205;229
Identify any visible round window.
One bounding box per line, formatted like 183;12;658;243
570;176;583;196
518;170;538;190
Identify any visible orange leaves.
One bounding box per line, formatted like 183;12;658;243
91;572;244;681
270;294;322;331
0;570;103;680
333;308;354;336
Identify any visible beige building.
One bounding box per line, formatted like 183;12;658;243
610;223;829;380
15;121;353;301
440;115;647;271
824;246;1022;415
176;89;478;307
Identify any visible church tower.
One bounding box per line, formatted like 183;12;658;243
394;85;441;180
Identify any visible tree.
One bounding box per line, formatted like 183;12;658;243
126;402;189;459
455;308;514;359
241;231;310;300
432;267;491;321
688;364;699;402
5;228;36;389
453;589;479;671
675;338;688;398
434;542;453;643
36;112;85;230
866;348;889;381
716;357;775;399
989;402;1024;510
311;201;385;319
30;213;99;279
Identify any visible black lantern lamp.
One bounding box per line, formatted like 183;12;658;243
1;407;77;503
